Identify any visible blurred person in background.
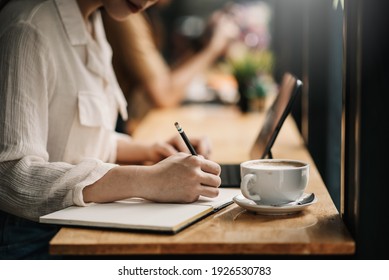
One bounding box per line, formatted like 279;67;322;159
102;0;239;134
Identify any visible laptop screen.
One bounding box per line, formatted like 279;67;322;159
249;73;303;159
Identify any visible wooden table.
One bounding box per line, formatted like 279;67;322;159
50;104;355;256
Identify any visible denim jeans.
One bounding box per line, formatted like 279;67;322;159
0;210;60;259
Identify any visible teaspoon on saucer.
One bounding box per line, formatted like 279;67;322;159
270;193;315;207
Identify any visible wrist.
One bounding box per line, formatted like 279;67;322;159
82;165;149;203
204;42;221;60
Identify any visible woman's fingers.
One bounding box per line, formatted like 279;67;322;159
168;134;212;158
148;142;178;163
199;185;220;198
187;156;221;187
173;135;191;154
156;142;178;157
190;136;212;158
200;157;221;176
199;170;221;189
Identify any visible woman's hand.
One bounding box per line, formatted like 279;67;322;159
137;153;221;203
206;12;240;56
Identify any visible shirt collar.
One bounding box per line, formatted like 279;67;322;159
54;0;88;46
55;0;108;79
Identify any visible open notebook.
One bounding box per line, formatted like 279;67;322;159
40;188;240;234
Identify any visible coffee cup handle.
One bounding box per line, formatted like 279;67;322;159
241;174;261;201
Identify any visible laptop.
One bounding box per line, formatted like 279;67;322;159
220;72;303;187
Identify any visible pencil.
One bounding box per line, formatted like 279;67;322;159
174;122;197;156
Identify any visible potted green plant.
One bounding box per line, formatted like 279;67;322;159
228;47;274;112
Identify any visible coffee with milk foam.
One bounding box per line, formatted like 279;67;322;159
245;161;305;170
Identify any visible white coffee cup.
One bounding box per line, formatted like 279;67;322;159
240;159;309;205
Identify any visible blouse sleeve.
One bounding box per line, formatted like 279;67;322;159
0;23;116;221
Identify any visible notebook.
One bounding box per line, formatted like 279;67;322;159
220;72;303;187
39;188;240;234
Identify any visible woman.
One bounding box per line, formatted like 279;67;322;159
0;0;221;259
102;2;239;133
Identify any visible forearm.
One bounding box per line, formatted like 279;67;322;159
82;165;146;203
115;134;153;164
171;45;220;93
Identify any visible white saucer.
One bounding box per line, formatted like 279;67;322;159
233;193;318;215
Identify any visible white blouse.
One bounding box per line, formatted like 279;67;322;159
0;0;129;221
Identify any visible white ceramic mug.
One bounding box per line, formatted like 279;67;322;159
240;159;309;205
